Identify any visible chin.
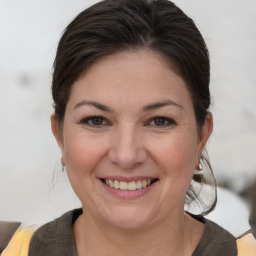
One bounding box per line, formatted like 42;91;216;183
100;205;156;230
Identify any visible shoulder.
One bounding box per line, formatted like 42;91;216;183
193;215;256;256
0;221;21;253
1;225;36;256
29;208;81;256
192;215;237;256
237;230;256;256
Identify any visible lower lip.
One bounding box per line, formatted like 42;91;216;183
102;181;157;199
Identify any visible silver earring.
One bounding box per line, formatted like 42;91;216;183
61;160;65;172
194;159;203;175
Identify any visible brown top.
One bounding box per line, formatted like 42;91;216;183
29;208;237;256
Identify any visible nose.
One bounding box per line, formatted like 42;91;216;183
108;125;147;169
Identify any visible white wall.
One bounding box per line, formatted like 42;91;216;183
0;0;255;233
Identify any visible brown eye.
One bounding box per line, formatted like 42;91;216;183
80;116;107;126
90;117;104;125
149;117;176;127
154;117;167;126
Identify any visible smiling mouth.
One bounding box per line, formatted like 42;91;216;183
101;178;158;191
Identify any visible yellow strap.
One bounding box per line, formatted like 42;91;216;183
2;227;36;256
237;233;256;256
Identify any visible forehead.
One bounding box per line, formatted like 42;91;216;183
67;50;192;110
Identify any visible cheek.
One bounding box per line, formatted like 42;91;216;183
151;132;198;178
63;133;107;176
62;133;109;204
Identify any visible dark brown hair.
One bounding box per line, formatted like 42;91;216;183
52;0;217;215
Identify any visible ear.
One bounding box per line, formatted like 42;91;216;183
197;112;213;157
50;113;64;151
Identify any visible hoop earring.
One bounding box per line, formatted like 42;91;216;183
194;159;203;176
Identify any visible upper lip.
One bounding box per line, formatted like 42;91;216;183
99;176;158;182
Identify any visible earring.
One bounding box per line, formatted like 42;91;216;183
194;159;203;175
61;159;65;172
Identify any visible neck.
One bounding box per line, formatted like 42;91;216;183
73;208;203;256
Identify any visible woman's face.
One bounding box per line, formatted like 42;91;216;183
52;50;212;230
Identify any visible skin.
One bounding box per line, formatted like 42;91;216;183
51;49;213;255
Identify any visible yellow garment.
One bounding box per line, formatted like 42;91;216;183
237;233;256;256
2;227;36;256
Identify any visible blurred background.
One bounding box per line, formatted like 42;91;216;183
0;0;255;236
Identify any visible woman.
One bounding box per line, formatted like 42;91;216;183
2;0;254;255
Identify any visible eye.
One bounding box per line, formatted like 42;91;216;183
80;116;108;127
148;116;176;127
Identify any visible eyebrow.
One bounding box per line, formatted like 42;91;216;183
142;100;183;112
73;99;183;112
73;101;114;112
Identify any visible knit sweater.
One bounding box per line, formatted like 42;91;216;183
28;208;237;256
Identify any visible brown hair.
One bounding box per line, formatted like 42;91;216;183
52;0;216;215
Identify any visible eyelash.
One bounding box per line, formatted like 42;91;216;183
147;116;176;127
80;116;109;127
79;116;176;128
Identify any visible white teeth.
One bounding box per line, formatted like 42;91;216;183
136;180;143;189
109;179;114;188
104;179;153;190
128;181;136;191
120;181;128;190
114;180;120;189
